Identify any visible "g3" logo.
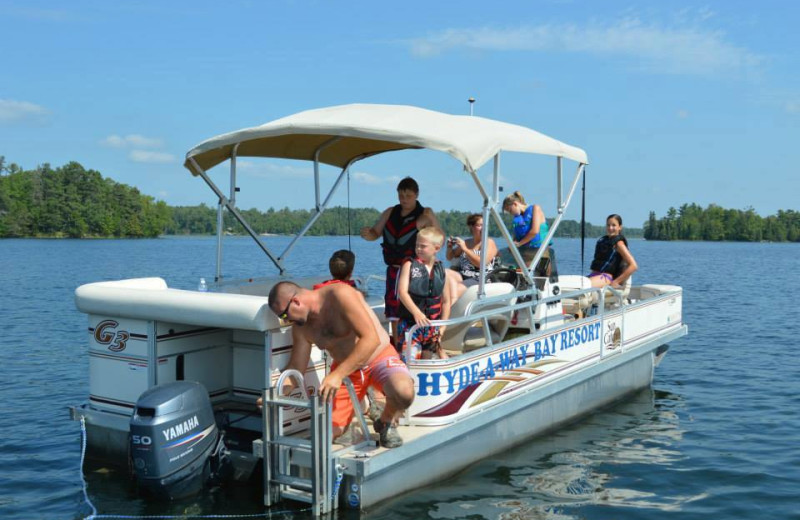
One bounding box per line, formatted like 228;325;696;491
94;320;130;352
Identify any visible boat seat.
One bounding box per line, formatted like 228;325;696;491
557;275;593;317
440;282;517;354
602;276;632;308
558;275;632;317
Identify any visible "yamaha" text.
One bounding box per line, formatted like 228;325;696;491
162;415;199;441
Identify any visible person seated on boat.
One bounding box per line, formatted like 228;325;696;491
502;190;557;280
268;280;414;448
445;213;499;301
588;214;638;288
397;226;453;360
360;176;441;346
313;249;357;290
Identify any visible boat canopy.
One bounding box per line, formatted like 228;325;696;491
184;104;588;174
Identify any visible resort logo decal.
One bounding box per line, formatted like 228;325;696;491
94;320;130;352
604;322;621;349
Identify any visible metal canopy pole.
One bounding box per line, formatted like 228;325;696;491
467;153;535;286
525;162;586;277
215;143;241;282
557;156;563;212
279;138;345;259
478;156;499;297
279;162;353;261
474;156;534;286
188;157;286;274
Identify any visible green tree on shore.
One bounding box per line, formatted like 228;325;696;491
644;204;800;242
0;161;170;238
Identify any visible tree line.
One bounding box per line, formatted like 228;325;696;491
165;204;628;239
644;203;800;242
0;158;170;238
0;157;662;240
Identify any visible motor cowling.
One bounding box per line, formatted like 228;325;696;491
130;381;229;499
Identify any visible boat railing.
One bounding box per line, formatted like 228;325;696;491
402;283;634;363
358;274;386;296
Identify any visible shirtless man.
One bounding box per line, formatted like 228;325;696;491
268;281;415;448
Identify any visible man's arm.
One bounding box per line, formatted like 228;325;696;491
360;207;391;241
318;289;380;402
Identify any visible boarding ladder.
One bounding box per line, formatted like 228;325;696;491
260;370;371;516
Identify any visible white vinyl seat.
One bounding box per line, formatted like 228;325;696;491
601;276;632;308
440;282;517;354
558;274;632;316
557;275;593;317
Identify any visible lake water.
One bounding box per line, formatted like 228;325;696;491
1;236;798;520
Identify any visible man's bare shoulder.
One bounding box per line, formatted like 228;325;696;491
321;282;363;305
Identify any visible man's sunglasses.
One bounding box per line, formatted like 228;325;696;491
278;293;296;321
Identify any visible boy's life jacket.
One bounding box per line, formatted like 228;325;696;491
312;279;356;290
399;258;446;322
382;202;425;266
590;235;628;277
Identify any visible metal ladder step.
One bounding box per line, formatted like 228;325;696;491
274;474;313;491
272;435;312;450
261;370;367;516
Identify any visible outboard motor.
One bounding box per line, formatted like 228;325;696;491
130;381;229;499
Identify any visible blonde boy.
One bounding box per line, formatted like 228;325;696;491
396;226;452;359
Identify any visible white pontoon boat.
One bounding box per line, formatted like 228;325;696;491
71;104;687;514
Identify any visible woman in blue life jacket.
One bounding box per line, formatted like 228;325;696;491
502;191;555;279
589;214;638;288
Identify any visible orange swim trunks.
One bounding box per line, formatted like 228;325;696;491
330;344;412;428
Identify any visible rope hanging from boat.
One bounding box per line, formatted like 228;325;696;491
580;168;586;274
347;167;352;251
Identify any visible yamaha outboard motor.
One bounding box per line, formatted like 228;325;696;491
130;381;229;499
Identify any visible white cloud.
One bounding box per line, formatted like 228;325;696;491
351;171;389;185
409;18;764;78
0;98;49;123
101;134;164;149
786;101;800;115
446;180;471;191
129;150;176;163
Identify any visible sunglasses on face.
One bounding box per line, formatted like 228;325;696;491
278;293;297;321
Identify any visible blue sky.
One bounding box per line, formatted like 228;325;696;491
1;0;798;228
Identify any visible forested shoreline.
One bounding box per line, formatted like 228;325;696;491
644;204;800;242
0;159;170;238
4;159;796;242
0;159;629;239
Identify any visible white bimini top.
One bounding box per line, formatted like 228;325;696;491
184;104;588;174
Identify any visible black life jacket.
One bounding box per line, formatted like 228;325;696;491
382;202;424;266
399;258;446;321
590;235;628;276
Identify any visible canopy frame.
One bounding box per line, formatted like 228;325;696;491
183;104;588;287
